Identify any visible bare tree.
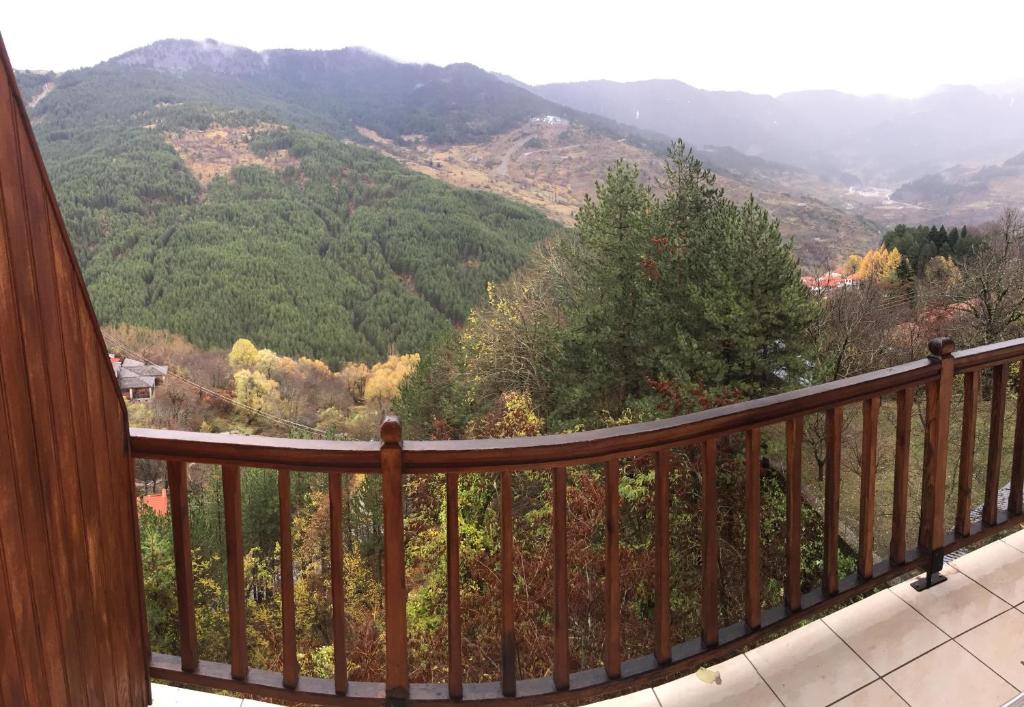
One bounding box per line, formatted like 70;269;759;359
943;208;1024;346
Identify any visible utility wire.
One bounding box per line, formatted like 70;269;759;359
103;333;327;437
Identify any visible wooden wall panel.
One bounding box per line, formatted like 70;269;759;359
0;32;149;706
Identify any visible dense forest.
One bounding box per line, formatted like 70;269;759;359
18;64;562;363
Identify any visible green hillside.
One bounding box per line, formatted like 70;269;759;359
17;60;561;364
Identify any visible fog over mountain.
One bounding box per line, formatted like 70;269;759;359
534;80;1024;186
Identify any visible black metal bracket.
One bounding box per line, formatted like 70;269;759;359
911;551;947;591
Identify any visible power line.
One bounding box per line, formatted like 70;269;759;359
103;333;327;437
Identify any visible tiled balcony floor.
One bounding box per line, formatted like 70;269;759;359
598;528;1024;707
153;530;1024;707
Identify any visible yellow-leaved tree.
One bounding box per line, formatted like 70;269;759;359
364;354;420;414
233;369;280;414
856;246;902;283
228;338;260;371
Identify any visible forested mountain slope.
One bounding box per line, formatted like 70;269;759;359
17;62;560;364
20;39;886;269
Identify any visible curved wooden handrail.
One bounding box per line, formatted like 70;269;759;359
131;357;937;472
129;336;1024;705
952;336;1024;372
130;427;380;471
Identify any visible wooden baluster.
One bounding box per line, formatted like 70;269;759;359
891;388;912;564
380;417;408;700
985;365;1008;525
446;472;462;700
785;418;803;613
823;408;842;595
654;449;670;663
500;470;516;696
279;470;298;689
957;371;980;535
914;338;955;590
222;464;247;680
167;460;197;673
1011;365;1024;515
702;439;719;647
328;471;347;694
553;466;569;690
604;459;621;679
745;429;761;630
859;397;880;579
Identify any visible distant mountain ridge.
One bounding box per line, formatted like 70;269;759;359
20;37;1024;289
104;39;664;148
534;79;1024;185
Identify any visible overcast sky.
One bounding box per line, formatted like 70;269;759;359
5;0;1023;97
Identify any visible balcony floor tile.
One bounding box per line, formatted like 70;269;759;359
151;682;243;706
1001;528;1024;553
822;587;946;674
652;654;781;706
956;607;1024;691
745;620;875;707
891;566;1010;636
830;679;906;706
884;640;1015;707
951;539;1024;605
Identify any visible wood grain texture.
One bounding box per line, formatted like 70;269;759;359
785;418;803;613
654;449;671;662
0;31;147;706
824;407;842;595
279;470;298;689
957;371;980;536
891;388;912;564
552;467;569;690
445;472;463;700
858;397;880;579
745;428;761;629
380;416;408;700
1011;368;1024;515
168;461;197;672
604;459;621;679
918;339;955;553
985;365;1008;525
223;465;248;681
328;471;348;695
701;439;719;647
500;470;516;697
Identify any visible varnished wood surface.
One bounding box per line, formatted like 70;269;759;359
132;337;1024;705
0;31;148;707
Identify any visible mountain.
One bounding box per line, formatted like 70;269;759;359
885;151;1024;225
534;79;1024;186
15;50;563;365
103;39;662;147
18;39;888;284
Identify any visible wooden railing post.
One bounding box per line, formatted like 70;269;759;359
380;416;409;702
914;337;955;591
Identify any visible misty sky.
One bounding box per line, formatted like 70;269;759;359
5;0;1023;97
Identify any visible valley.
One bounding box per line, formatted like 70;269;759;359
356;115;883;263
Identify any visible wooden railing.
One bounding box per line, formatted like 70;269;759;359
132;337;1024;705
